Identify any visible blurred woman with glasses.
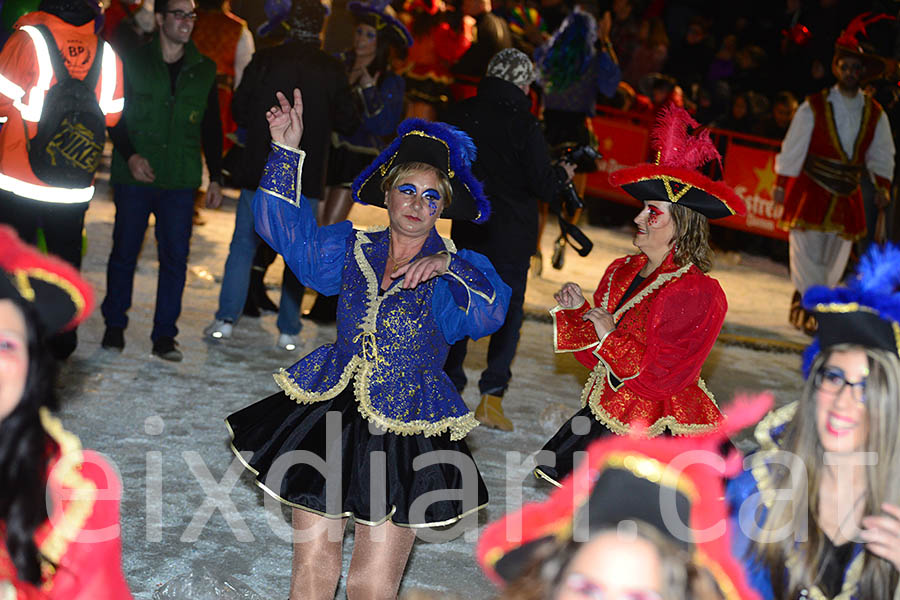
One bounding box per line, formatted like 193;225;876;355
727;243;900;599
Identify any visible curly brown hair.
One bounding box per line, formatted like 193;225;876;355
669;203;713;273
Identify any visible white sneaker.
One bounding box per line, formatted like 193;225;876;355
204;319;233;339
277;333;298;351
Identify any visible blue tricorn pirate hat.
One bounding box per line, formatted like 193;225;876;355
352;118;490;223
802;243;900;377
348;0;413;48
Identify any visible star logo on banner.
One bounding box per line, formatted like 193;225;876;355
754;155;777;197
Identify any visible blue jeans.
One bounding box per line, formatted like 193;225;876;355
214;188;308;335
101;184;194;342
444;260;529;396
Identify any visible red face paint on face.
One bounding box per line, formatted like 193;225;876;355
647;205;663;226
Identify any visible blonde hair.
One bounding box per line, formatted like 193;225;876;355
753;345;900;598
669;203;713;272
381;162;453;207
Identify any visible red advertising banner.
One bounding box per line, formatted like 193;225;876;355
583;108;788;240
585;114;649;209
717;135;788;240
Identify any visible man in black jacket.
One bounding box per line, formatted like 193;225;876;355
205;0;359;351
442;48;574;431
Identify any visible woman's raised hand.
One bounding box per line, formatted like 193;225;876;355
861;502;900;570
554;282;586;309
267;88;304;149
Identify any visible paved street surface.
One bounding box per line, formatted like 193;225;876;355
55;171;806;598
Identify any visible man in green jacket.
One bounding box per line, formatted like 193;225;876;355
101;0;223;361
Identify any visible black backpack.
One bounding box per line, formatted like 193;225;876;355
26;25;106;189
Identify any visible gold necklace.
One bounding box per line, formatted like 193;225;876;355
388;243;417;274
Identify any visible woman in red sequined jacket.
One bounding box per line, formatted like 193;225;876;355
535;107;746;486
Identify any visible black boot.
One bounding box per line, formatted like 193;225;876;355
248;266;278;313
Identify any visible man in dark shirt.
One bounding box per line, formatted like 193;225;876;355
450;0;512;101
443;48;574;431
101;0;222;361
204;0;359;351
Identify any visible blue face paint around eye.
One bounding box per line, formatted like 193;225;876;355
423;189;441;216
397;183;417;195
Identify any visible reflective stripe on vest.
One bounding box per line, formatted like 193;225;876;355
0;25;122;123
0;170;94;203
99;41;123;115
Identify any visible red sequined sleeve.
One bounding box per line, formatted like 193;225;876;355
551;301;596;353
594;274;726;401
551;260;622;368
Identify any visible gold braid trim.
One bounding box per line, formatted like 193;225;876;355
787;550;864;600
695;549;742;600
601;259;623;310
612;262;692;321
277;229;479;439
37;408;97;581
14;270;35;300
274;356;362;404
581;363;719;436
590;261;695;390
353;362;478;441
820;93;848;164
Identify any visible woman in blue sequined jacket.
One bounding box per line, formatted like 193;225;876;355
726;244;900;600
226;88;510;600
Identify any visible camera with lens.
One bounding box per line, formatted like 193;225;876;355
554;144;601;215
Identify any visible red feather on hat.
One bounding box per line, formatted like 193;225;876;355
651;105;722;172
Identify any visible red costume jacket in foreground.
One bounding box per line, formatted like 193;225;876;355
779;89;889;241
0;410;131;599
552;251;726;436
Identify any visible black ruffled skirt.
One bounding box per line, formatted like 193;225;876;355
534;405;679;486
226;385;488;527
534;404;614;486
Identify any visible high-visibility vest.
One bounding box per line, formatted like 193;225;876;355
0;24;123;203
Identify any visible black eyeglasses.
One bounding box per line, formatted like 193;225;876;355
166;9;198;21
814;366;867;403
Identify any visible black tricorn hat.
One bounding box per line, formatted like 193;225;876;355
609;106;745;220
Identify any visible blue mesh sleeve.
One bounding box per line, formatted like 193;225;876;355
253;145;353;295
432;249;511;344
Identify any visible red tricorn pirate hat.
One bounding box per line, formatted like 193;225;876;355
609;105;746;220
477;394;772;600
0;225;94;335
